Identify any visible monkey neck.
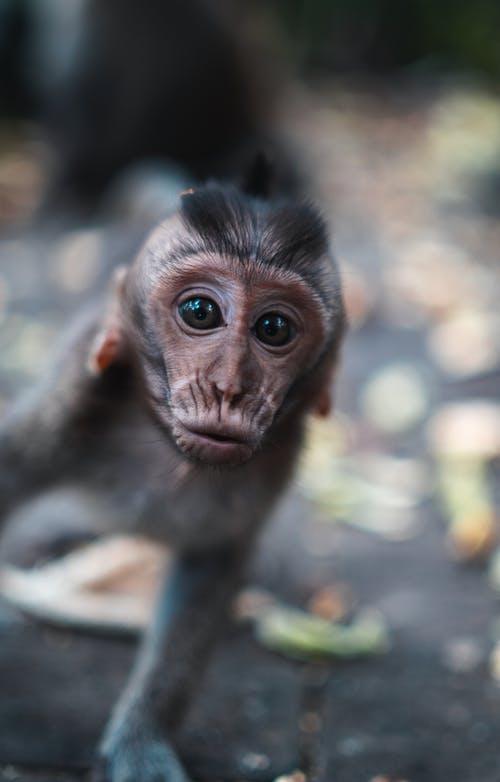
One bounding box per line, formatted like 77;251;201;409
142;412;307;551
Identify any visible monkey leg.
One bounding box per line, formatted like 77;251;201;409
94;544;249;782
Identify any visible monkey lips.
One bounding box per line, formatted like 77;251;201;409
173;420;255;465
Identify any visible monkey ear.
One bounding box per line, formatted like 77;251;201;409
311;353;337;418
88;266;129;375
89;327;123;374
313;386;332;418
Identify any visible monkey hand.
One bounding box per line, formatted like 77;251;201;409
92;730;192;782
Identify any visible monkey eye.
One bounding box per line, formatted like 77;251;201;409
254;313;293;347
179;297;222;330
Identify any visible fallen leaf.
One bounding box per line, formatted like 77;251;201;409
255;605;389;661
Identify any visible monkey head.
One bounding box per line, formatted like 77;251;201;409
90;186;345;466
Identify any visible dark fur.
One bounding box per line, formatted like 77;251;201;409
179;186;327;267
0;0;301;211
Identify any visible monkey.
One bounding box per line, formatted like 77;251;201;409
0;182;344;781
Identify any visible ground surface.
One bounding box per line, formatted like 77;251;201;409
1;79;500;782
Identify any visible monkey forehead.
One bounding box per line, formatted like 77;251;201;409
135;211;343;327
148;251;329;309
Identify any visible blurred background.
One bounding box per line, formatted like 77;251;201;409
1;2;500;781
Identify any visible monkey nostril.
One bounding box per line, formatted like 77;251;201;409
212;385;224;403
224;388;245;408
228;391;244;408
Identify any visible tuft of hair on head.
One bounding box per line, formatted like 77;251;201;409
179;184;255;260
179;183;330;274
262;201;329;270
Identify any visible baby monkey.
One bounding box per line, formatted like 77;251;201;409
0;184;344;782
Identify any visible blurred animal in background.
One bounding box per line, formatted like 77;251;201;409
0;0;299;215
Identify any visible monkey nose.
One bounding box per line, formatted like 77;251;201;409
210;346;255;405
213;382;245;407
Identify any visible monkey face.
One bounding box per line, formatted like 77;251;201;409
93;188;344;468
137;254;331;466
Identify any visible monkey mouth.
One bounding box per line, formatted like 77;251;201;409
175;422;254;465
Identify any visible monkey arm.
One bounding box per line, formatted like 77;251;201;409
0;391;76;521
0;310;133;524
95;542;251;782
